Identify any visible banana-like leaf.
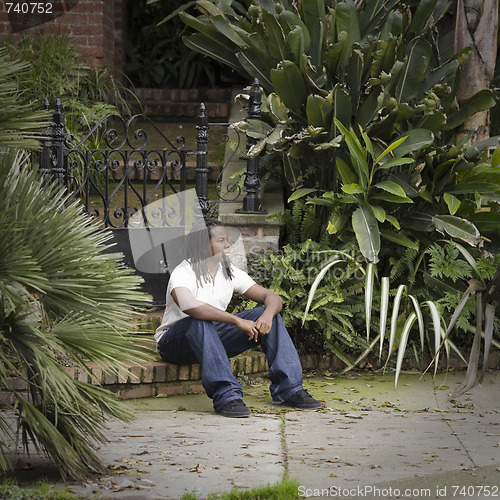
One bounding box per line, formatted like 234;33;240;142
432;215;481;246
392;128;434;156
306;95;334;129
352;205;380;263
287;25;308;64
336;0;361;45
183;33;243;73
444;90;497;130
271;60;306;115
288;187;317;202
445;181;500;194
395;37;432;102
371;36;397;77
261;11;287;61
237;50;273;91
309;20;325;67
443;192;460;215
300;0;327;40
333;84;352;129
395;312;417;387
337;157;357;185
380;229;419;249
379;276;390;359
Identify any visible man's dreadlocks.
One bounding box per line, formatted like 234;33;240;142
185;219;234;287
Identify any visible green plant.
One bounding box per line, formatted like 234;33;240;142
0;46;48;150
0;478;92;500
5;33;136;142
0;150;155;478
236;241;369;365
181;477;301;499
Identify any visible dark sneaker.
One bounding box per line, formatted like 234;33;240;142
276;389;322;410
216;399;250;418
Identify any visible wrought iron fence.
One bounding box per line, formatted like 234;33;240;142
35;81;266;306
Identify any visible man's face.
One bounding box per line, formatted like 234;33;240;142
209;226;231;259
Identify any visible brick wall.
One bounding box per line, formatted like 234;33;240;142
0;0;126;70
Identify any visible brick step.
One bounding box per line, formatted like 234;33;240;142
63;350;270;400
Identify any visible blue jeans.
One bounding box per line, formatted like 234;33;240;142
157;306;304;411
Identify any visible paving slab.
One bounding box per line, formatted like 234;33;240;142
1;370;499;499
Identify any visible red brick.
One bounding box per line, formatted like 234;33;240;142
130;365;142;383
103;370;118;385
190;384;205;394
91;366;103;385
117;367;129;384
64;367;76;379
155;363;167;383
178;365;190;381
121;385;154;399
157;385;185;397
77;368;89;383
190;364;201;380
166;363;178;382
143;365;154;384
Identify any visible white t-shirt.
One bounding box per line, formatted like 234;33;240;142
154;260;256;342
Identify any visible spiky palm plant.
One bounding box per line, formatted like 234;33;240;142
0;47;154;479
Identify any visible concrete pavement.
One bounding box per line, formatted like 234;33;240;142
4;370;500;499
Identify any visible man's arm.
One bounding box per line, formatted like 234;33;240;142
243;284;283;336
172;287;259;339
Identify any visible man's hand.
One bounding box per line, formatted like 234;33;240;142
234;317;260;342
255;312;274;335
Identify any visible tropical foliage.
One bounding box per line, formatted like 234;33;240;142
168;0;500;381
0;47;154;479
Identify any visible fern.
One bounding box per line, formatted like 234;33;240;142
426;243;473;282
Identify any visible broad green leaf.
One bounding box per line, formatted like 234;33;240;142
268;93;289;123
288;188;317;202
395;38;432;102
342;183;364;194
335;119;369;187
301;0;328;39
352;205;380;263
385;215;400;229
287;25;307;64
446;182;500;194
432;215;481;246
337;158;357;185
236;119;273;138
445;90;497;130
183;33;243;71
309;20;325;66
409;0;438;34
327;213;349;234
374;181;409;198
261;11;287;61
376;157;414;170
332;84;352;129
444;192;460;215
370;192;414;204
371;36;397;77
371;204;386;222
380;229;419;249
306;95;334;129
375;136;407;163
336;0;361;45
237;50;273;91
211;16;249;47
271;60;306;115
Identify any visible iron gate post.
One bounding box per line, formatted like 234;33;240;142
236;79;267;214
39;98;67;189
195;103;210;217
